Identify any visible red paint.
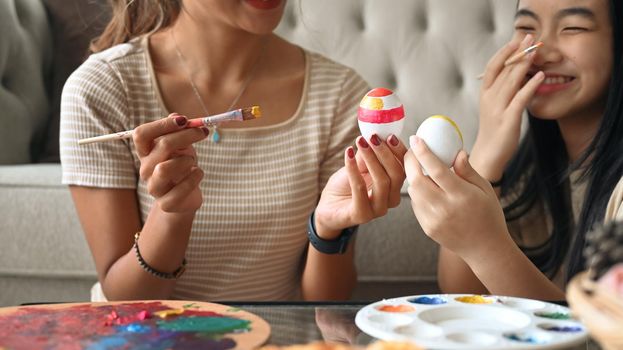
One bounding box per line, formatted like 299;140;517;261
366;87;394;97
245;0;282;10
0;302;237;350
358;105;405;123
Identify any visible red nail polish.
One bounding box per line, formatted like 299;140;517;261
370;134;381;146
175;116;187;126
358;137;369;149
202;127;210;136
388;135;399;147
347;147;355;159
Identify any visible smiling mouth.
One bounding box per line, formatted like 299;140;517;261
527;73;575;85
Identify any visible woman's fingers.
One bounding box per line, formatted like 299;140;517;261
157;166;204;213
355;136;390;217
140;127;208;180
133;114;189;157
368;134;407;207
344;146;373;221
147;155;198;198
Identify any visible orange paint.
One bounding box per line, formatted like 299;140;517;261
376;304;415;313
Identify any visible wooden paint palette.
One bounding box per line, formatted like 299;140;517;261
355;294;588;349
0;300;270;350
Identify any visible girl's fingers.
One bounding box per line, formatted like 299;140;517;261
404;150;443;212
134;114;188;157
369;134;407;208
344;146;373;221
140;127;208;179
157;167;204;212
147;155;198;198
482;38;522;89
355;136;390;216
410;136;461;194
508;71;545;116
489;34;536;105
451;150;491;192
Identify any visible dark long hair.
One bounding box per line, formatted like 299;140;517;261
501;0;623;280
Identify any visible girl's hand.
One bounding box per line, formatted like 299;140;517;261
472;34;545;180
405;136;514;261
315;134;408;239
133;113;209;213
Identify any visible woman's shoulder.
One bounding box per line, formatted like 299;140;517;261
68;39;146;82
305;49;363;81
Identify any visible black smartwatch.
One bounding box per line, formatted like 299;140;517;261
307;210;358;255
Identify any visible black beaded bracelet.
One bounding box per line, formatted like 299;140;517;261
133;232;186;279
307;211;358;255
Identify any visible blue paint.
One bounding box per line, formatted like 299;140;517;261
505;333;548;344
544;325;583;333
408;296;447;305
119;323;152;333
86;335;128;350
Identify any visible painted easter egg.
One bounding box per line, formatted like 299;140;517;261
358;88;405;141
415;115;463;168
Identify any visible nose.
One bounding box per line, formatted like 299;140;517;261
532;34;563;67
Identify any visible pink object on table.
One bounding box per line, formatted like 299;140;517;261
599;263;623;297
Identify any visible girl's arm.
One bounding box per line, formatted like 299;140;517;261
405;140;564;300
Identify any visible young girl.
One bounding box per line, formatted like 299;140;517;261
60;0;407;301
405;0;623;299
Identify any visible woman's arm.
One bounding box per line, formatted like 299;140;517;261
70;187;193;300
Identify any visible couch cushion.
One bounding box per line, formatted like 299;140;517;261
38;0;111;162
0;0;52;164
0;164;96;305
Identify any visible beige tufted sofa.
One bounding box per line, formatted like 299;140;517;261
0;0;516;306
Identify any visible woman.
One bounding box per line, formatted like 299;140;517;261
60;0;407;301
405;0;623;299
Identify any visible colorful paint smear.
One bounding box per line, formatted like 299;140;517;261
541;325;584;333
0;302;250;350
376;304;415;313
505;333;549;344
408;296;447;305
534;311;571;320
455;295;494;304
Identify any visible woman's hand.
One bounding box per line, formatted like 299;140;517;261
471;34;545;180
133;113;209;213
315;134;408;239
405;136;514;261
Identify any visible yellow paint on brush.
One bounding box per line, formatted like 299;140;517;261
251;105;262;118
377;304;415;313
431;115;464;145
455;295;494;304
154;308;185;318
361;96;384;110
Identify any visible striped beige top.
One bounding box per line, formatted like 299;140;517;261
60;37;369;301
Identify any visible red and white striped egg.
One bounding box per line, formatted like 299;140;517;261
357;88;405;141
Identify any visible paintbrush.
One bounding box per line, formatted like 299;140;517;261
477;42;543;80
78;106;261;145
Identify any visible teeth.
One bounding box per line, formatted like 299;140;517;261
543;77;571;85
